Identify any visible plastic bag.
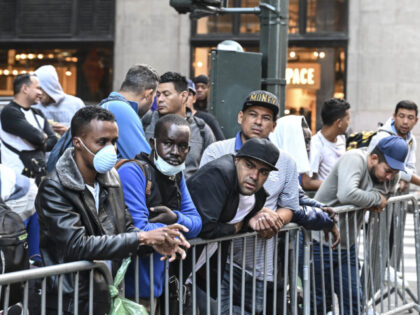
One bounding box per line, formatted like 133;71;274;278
109;257;148;315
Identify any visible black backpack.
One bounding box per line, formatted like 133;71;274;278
0;198;29;308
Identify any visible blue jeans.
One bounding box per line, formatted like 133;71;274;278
310;241;362;315
220;262;264;315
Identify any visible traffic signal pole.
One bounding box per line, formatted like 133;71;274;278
259;0;289;117
170;0;289;116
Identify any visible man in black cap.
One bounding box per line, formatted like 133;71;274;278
186;137;282;314
192;75;209;111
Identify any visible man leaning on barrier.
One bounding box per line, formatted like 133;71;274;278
36;106;190;315
312;135;408;315
186;137;280;314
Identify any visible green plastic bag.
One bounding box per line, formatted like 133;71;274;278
109;257;148;315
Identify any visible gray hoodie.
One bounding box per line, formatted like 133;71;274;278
33;65;84;126
368;117;416;182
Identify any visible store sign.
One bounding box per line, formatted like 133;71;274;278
286;63;321;89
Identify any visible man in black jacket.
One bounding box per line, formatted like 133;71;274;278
186;138;281;313
36;106;190;315
0;73;57;180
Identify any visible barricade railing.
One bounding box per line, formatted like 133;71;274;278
0;260;112;315
2;194;419;315
133;223;309;315
306;193;420;315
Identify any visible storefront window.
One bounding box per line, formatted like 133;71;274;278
0;48;112;102
289;0;299;34
306;0;346;33
196;15;233;34
240;0;260;33
285;47;346;131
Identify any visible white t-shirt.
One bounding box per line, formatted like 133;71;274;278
85;181;100;213
190;194;256;278
310;131;346;181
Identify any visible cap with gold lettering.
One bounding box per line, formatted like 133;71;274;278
242;90;279;118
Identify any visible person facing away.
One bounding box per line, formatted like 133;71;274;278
368;100;419;192
311;136;408;315
0;73;57;177
301;98;351;191
192;74;209;112
186;79;225;141
33;65;85;135
118;114;202;310
143;71;215;179
36;106;190;315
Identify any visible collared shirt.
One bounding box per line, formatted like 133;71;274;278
200;132;299;281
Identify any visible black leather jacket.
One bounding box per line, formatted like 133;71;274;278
36;148;139;314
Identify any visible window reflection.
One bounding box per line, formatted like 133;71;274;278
289;0;299;34
307;0;346;33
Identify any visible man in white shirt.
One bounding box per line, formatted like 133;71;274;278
301;98;351;190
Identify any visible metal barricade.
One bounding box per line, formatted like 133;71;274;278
0;260;112;315
133;223;311;315
307;193;420;315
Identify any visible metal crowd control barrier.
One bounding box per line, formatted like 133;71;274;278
134;223;309;315
1;194;419;315
307;193;420;315
0;260;112;315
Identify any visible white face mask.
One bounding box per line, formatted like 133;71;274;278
78;138;117;174
153;140;186;176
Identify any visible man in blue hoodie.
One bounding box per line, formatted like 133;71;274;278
118;114;202;312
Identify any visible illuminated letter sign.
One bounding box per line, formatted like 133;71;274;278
286;63;321;89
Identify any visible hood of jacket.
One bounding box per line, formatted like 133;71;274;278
56;148;121;191
35;65;65;104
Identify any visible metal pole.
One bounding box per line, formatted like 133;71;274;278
259;0;289;117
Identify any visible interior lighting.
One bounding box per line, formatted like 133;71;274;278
289;51;296;58
28;54;35;59
12;70;18;75
15;55;21;60
37;54;44;59
71;57;78;62
48;54;54;59
65;70;72;76
21;70;27;74
29;71;34;75
313;51;319;57
0;70;3;75
319;51;326;59
197;61;203;68
20;54;27;60
4;69;10;75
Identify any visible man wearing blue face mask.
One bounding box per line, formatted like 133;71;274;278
36;107;191;315
117;114;202;312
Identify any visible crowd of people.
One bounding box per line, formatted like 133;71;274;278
0;63;417;314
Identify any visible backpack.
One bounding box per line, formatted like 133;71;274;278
346;131;377;150
0;198;29;308
115;158;153;197
346;129;392;151
46;95;133;173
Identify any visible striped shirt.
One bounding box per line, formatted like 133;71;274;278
200;133;299;281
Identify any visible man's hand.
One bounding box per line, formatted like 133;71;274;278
248;208;284;239
233;221;244;234
322;207;336;222
399;180;409;192
324;224;340;250
138;224;190;261
52;123;68;136
149;206;178;225
368;194;387;213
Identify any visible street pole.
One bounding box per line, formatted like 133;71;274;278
259;0;289;117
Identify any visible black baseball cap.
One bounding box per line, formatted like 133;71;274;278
242;90;280;118
236;138;279;171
